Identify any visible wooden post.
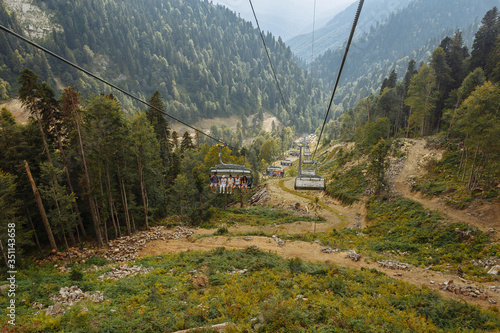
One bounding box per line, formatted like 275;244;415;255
240;189;243;208
24;160;57;252
0;240;7;266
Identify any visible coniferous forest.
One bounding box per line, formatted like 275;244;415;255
0;0;326;133
0;0;500;331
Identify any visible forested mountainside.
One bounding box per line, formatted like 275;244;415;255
304;0;499;117
0;0;326;133
321;6;499;193
288;0;413;62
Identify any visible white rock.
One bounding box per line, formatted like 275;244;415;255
488;265;500;275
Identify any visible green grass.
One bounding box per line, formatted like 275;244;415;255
211;205;321;228
277;178;348;227
288;194;498;280
325;164;370;206
2;249;500;332
413;151;499;209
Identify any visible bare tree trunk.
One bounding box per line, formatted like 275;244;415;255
137;155;149;228
112;202;122;238
131;208;136;233
98;174;109;244
73;111;103;247
457;142;465;177
473;160;486;192
25;205;41;251
36;115;76;245
55;126;87;239
467;143;480;192
119;176;132;236
0;240;7;267
406;107;412;138
105;162;118;238
461;145;469;182
24;160;57;252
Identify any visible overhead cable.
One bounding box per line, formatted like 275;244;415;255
310;0;317;70
0;24;225;145
248;0;289;113
313;0;365;158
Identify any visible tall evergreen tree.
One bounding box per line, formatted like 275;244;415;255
470;7;499;74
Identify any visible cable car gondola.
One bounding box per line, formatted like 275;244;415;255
302;145;314;165
266;165;284;177
294;145;326;191
209;143;254;188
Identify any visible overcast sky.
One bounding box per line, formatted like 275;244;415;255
211;0;356;40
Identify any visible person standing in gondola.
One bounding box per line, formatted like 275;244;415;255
210;172;219;194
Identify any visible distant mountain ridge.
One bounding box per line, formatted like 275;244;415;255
0;0;327;134
288;0;413;63
305;0;499;115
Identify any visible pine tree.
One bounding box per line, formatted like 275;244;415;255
470;7;499;74
180;131;194;153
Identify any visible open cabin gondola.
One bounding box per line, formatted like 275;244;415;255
293;145;326;191
209;144;254;188
281;159;292;166
266;165;284;177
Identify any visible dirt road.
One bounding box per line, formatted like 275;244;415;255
394;139;500;233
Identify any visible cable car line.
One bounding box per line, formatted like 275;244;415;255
248;0;289;113
0;24;225;146
310;0;317;71
312;0;365;159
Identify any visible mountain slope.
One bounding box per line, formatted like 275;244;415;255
308;0;499;113
288;0;413;63
0;0;326;133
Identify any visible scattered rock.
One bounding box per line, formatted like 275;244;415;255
438;281;490;300
272;235;285;247
228;269;247;275
97;265;154;281
488;286;500;293
377;260;412;270
41;286;106;317
39;226;193;264
472;257;500;268
321;247;339;253
488;266;500;275
345;250;361;262
32;301;43;310
454;228;475;240
191;274;209;288
103;226;193;262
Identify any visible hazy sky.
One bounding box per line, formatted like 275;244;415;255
212;0;356;40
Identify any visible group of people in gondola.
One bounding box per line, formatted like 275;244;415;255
210;172;248;194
